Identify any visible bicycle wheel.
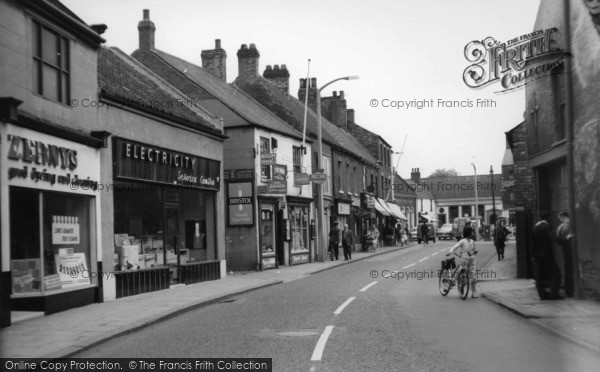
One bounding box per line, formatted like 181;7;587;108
439;269;451;296
458;269;469;300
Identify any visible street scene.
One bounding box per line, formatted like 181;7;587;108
1;0;599;371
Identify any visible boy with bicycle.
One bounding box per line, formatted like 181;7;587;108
447;227;479;298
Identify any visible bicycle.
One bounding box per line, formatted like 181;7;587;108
438;251;477;300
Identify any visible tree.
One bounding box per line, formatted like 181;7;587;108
428;168;459;178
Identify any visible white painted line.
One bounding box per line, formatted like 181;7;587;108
310;325;335;361
334;297;356;315
403;263;415;269
419;257;428;262
360;281;378;292
431;251;439;256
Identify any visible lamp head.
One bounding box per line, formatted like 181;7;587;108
345;75;360;80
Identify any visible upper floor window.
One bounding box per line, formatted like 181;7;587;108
32;19;70;104
260;137;270;180
293;146;302;173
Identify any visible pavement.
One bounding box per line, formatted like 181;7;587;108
478;238;600;354
0;242;410;359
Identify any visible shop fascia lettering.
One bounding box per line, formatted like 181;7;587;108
124;142;196;169
7;134;77;170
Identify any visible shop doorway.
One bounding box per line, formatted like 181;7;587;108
276;209;285;266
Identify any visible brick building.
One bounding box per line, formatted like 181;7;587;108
130;11;315;271
506;0;600;299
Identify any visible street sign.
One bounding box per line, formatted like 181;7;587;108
294;172;310;186
311;171;327;184
267;179;287;194
366;196;375;208
272;164;287;181
260;153;276;165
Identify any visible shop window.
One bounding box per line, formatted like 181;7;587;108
10;187;94;294
290;206;309;252
322;156;332;196
113;183;217;273
32;19;70;104
260;137;271;180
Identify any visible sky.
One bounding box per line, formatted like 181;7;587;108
62;0;541;179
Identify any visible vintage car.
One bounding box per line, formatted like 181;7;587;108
437;223;454;240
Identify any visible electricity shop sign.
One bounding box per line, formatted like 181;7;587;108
114;138;220;190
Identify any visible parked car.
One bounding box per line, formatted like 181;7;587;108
452;217;470;241
417;223;436;244
437;223;454;240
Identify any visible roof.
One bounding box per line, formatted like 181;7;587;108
347;121;391;160
422;174;502;200
98;47;224;137
404;179;436;200
394;173;417;197
131;49;308;141
233;75;379;167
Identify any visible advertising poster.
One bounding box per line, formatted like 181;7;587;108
55;253;90;288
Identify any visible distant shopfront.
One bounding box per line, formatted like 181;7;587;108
111;138;221;297
2;123;102;314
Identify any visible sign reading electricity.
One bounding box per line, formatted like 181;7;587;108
311;171;327;184
114;138;220;190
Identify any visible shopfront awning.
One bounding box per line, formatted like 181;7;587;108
355;207;376;219
387;202;408;221
420;214;438;222
374;198;391;216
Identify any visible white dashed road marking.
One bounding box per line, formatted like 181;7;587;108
334;297;356;315
311;325;335;361
403;263;415;269
419;257;429;262
360;281;378;292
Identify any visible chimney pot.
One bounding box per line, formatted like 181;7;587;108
266;65;272;71
241;44;248;49
340;90;345;99
215;39;221;49
281;64;287;70
310;77;317;88
143;9;150;20
333;91;337;97
138;9;156;51
274;64;279;70
249;43;257;49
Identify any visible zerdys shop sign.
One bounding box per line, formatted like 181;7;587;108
113;138;220;190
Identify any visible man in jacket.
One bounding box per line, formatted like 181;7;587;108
494;220;509;261
532;211;563;300
328;222;341;261
556;211;575;297
342;224;354;261
420;222;429;244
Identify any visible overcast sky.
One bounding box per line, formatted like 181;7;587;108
63;0;541;179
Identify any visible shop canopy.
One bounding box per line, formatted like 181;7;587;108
387;202;408;221
420;214;438;222
373;198;391;216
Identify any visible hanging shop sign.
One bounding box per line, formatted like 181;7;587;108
367;196;376;209
273;164;287;181
113;138;220;190
227;181;254;226
338;202;351;215
294;172;311;186
311;171;327;185
224;168;254;181
260;153;276;165
4;124;100;195
267;179;287;194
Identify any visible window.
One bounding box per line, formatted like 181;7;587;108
337;160;342;193
557;103;566;141
352;166;357;195
323;156;332;196
293;146;302;173
32;19;70;104
260;137;270;180
346;163;350;194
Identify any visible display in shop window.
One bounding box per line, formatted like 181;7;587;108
55;252;90;288
51;215;80;245
11;259;42;293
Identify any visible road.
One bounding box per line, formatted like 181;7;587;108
75;240;600;371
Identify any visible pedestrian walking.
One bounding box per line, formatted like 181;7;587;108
342;224;354;260
494;220;509;261
556;211;575;297
420;221;429;244
532;211;563;300
328;222;341;260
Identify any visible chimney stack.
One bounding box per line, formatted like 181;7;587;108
263;64;290;94
138;9;156;51
298;77;318;112
237;43;260;78
320;90;348;130
346;109;355;124
201;39;227;80
411;168;421;184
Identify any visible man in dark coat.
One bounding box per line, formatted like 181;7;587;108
328;222;341;261
341;224;354;261
532;211;563;300
556;211;575;297
420;222;429;244
494;220;509;261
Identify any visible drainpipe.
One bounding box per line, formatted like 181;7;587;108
563;0;581;298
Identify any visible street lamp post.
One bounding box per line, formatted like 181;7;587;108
490;165;497;225
316;75;359;262
471;162;479;236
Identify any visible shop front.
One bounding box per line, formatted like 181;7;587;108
111;138;220;297
287;196;313;266
2;123;102;314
